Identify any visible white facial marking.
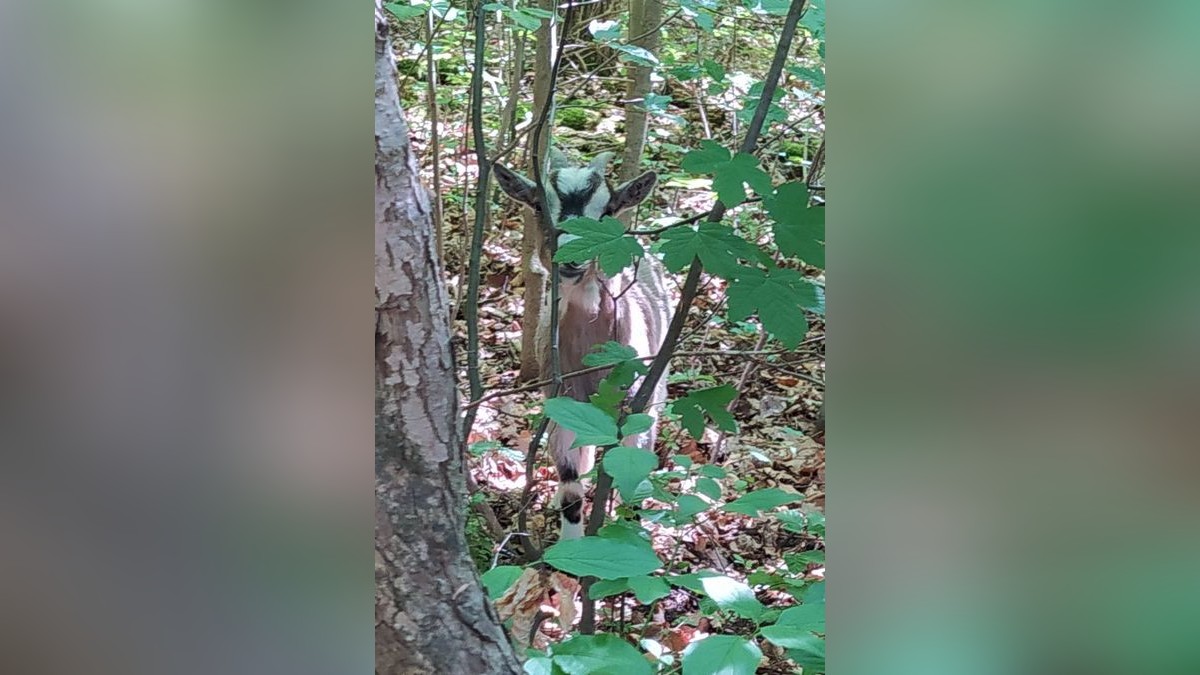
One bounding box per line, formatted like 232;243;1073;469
585;185;611;219
556;168;594;195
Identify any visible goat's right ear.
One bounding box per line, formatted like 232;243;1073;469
493;163;538;207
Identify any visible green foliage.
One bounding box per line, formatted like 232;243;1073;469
681;141;772;206
670;384;739;437
542;536;662;579
699;575;766;621
602;446;658;501
552;634;652;675
480;565;523;599
556;106;600;130
543;397;619;447
482;3;555;31
727;267;823;348
555;216;643;275
659;222;760;278
722;487;802;516
766;182;825;267
681;635;762;675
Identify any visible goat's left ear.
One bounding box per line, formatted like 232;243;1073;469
608;171;658;215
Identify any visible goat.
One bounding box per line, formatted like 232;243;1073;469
494;149;671;539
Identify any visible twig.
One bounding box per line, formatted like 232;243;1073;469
460;0;492;443
625;197;763;236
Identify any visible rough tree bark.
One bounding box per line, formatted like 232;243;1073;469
375;7;522;674
518;0;558;381
618;0;663;185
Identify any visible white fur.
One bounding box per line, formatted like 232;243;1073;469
556;168;594;195
560;519;585;540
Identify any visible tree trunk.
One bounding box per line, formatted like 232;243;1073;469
618;0;663;185
518;0;558;381
375;7;522;674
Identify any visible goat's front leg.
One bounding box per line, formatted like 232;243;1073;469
550;424;593;540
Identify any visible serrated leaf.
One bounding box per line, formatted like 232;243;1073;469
676;494;710;519
627;575;671;603
790;65;825;90
775;603;826;633
621;413;654;437
480;565;524;600
702;59;725;81
726;267;822;349
555;216;644;276
696;476;722;500
722;487;802;516
544;397;619;447
553;634;653;675
785;550;826;571
700;575;766;621
681;140;731;173
659;222;759;278
766;183;824;267
589;379;626;418
682;635;762;675
671;385;738;437
603;447;659;501
712;153;773;206
542;537;662;579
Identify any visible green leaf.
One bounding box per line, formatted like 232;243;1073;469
523;656;554;675
553;633;653;675
800;0;825;38
480;565;524;600
775;603;826;633
544;397;619;447
384;2;428;19
766;183;824;267
668;569;721;593
700;575;766;621
694;10;714;31
588;578;630;599
582;341;637;366
696;476;722;500
702;59;726;81
672;454;694;469
697;464;727;478
802;580;825;605
682;635;762;675
659;222;758;278
680;140;731;173
589;378;626;418
642;93;672;112
509;9;542;29
603;447;659;501
588;19;622;42
555;217;644;276
671;385;738;437
681;143;772;207
786;634;826;673
597;520;655;551
785;550;826;571
614;43;660;67
621;413;655;437
542;537;662;579
726;267;822;349
627;575;671;603
671;64;703;80
789;65;825;91
722;487;802;516
676;494;710;519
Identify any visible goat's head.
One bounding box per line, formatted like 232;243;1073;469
493;149;657;278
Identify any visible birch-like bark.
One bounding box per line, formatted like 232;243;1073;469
375;6;521;673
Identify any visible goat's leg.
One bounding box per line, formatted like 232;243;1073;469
551;424;592;539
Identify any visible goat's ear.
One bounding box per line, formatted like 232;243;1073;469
493;163;538;207
608;171;658;214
